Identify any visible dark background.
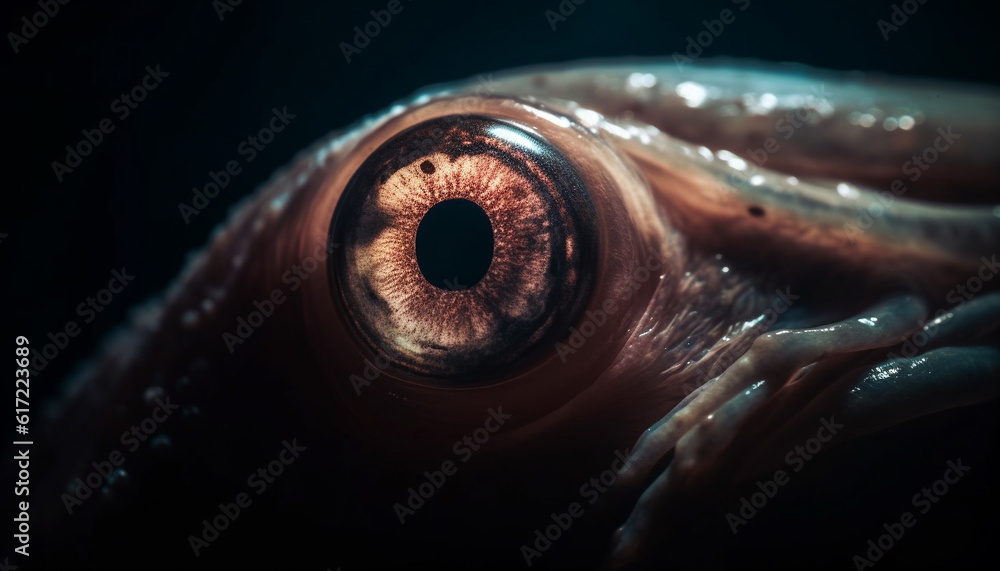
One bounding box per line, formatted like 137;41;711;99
2;0;998;569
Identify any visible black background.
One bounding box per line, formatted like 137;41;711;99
3;0;998;569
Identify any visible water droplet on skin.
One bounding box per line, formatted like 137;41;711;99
100;469;130;503
837;183;860;199
151;434;172;452
675;81;707;107
182;406;201;422
181;310;199;328
628;72;657;89
143;386;165;405
172;376;192;399
175;375;191;389
107;468;129;488
201;298;216;314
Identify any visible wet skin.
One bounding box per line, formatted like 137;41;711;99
34;59;1000;569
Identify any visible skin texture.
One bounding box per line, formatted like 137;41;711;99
33;59;999;570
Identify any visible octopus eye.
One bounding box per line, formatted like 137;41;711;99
329;115;597;382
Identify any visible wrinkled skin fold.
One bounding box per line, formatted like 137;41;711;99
33;59;999;570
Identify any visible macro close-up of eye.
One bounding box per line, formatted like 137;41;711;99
8;1;1000;570
330;116;597;381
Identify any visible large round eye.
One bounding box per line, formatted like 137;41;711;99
329;115;597;382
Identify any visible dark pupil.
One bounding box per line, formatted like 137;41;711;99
415;198;494;290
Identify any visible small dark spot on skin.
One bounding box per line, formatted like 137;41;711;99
420;160;435;174
748;205;765;217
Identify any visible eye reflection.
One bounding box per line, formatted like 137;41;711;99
415;198;495;291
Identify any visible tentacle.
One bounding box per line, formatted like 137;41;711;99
615;294;927;496
605;292;1000;569
603;294;928;569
